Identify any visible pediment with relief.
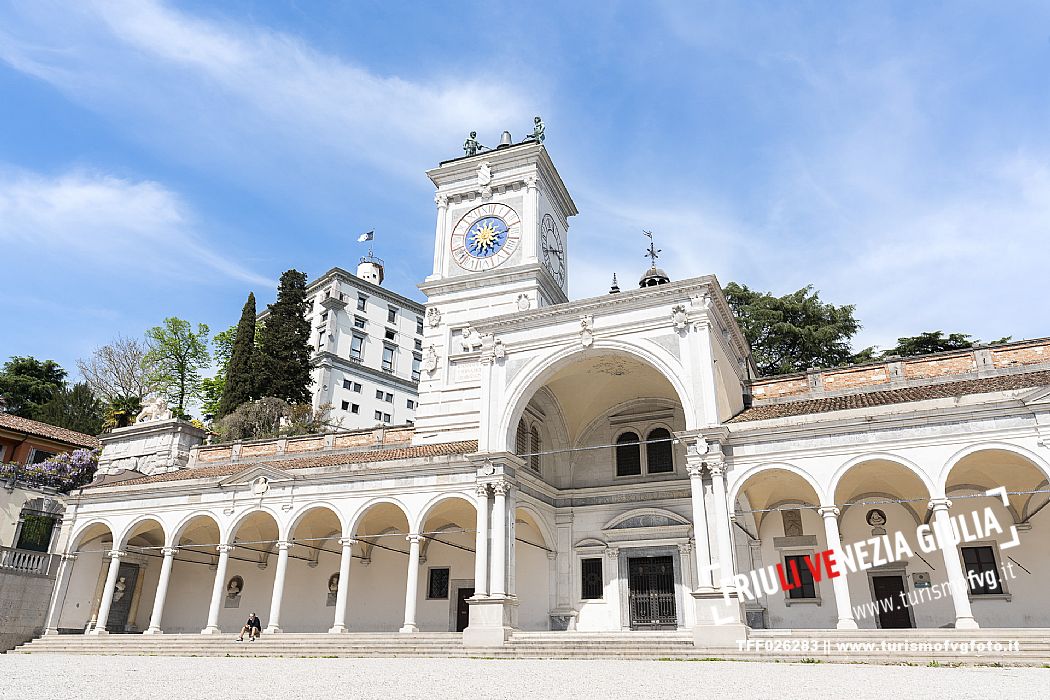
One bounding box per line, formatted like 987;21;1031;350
219;465;296;490
602;508;692;542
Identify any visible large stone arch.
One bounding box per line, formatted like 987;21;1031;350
496;338;698;455
829;452;937;507
68;519;115;551
169;511;223;547
412;492;477;534
938;441;1050;496
347;496;413;537
116;515;168;551
728;461;828;507
287;502;348;539
223;506;283;544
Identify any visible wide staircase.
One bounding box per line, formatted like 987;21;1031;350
11;629;1050;665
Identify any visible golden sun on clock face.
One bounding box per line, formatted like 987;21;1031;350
450;203;521;272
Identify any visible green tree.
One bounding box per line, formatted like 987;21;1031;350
255;270;312;404
724;283;862;376
104;395;142;430
32;382;104;435
218;292;258;418
144;317;211;418
200;326;237;419
0;356;67;417
76;335;155;403
882;331;974;357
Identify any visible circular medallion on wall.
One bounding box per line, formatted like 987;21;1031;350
450;203;521;272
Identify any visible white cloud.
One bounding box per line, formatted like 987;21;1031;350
0;167;272;287
0;1;537;181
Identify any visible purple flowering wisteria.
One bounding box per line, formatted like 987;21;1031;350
0;448;99;493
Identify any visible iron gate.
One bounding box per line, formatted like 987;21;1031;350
628;556;677;629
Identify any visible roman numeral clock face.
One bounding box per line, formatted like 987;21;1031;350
450;203;521;272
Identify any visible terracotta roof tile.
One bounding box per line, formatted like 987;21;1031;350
0;413;100;449
731;370;1050;423
86;440;479;489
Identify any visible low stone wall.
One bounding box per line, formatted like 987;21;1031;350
189;426;416;467
0;570;54;652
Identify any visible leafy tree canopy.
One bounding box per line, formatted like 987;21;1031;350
723;283;862;376
213;397;335;442
76;335;155;403
0;356;67;417
200;325;237;420
255;270;312;405
144;317;211;418
882;331;974;357
32;382;104;436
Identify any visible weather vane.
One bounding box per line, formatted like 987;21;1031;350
643;230;661;266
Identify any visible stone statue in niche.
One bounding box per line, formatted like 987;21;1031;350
326;572;339;607
781;509;804;538
113;576;127;603
866;508;887;536
224;575;244;608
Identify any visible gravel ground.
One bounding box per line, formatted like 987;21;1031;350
1;655;1045;699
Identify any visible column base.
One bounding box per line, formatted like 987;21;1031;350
836;618;859;630
954;616;980;630
143;628;164;635
264;626;282;634
399;624;419;634
200;626;223;635
328;625;348;634
87;628;109;636
691;589;749;649
44;628;61;636
462;595;518;647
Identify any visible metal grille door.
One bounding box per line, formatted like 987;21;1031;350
628;556;677;629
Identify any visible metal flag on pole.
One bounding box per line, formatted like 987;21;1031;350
356;231;374;243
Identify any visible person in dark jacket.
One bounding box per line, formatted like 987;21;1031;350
237;612;261;641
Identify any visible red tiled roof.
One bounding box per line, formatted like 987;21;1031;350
86;440;479;489
0;412;100;449
730;370;1050;423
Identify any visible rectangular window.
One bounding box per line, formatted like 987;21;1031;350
29;450;55;464
784;555;818;599
376;389;384;400
962;546;1002;595
351;403;360;414
340;400;350;411
384;392;393;403
375;410;383;421
353;316;366;329
414;338;423;351
387;305;398;324
320;310;329;323
581;558;604;600
357;295;367;311
384;328;397;341
382;346;396;371
342;379;352;390
350;334;364;361
407;399;415;409
412;357;421;382
428;567;450;599
352;382;362;393
416;316;424;334
384;413;391;422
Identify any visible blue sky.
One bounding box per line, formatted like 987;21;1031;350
2;0;1049;379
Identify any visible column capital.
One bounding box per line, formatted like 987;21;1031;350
546;550;557;561
276;541;292;551
338;537;357;547
60;553;78;562
475;482;491;498
160;547;179;557
491;479;511;496
929;498;952;512
818;506;840;519
707;459;727;477
216;544;235;554
106;550;126;559
406;534;423;544
604;546;619;559
686;460;704;478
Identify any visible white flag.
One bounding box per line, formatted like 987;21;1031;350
357;231;374;242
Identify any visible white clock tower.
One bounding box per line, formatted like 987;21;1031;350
413;134;577;443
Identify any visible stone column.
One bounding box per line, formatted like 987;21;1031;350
145;547;178;634
930;499;979;629
708;463;735;587
431;194;449;278
473;483;490;596
490;481;509;596
818;507;858;630
89;550;124;635
201;544;233;634
265;541;292;634
329;538;355;633
43;554;76;635
687;462;713;590
400;535;423;633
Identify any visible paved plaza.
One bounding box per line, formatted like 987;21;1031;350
1;655;1045;699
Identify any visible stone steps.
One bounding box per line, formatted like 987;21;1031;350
12;630;1050;665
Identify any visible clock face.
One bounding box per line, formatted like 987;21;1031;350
450;203;521;272
540;213;565;285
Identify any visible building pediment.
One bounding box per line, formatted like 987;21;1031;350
218;465;297;492
601;508;692;542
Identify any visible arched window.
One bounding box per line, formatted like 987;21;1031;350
646;428;674;473
516;419;528;457
529;426;541;472
615;432;642;476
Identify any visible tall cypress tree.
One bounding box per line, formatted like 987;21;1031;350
218;292;258;418
255;270;312;404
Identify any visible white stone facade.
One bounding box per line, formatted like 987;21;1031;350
43;139;1050;648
